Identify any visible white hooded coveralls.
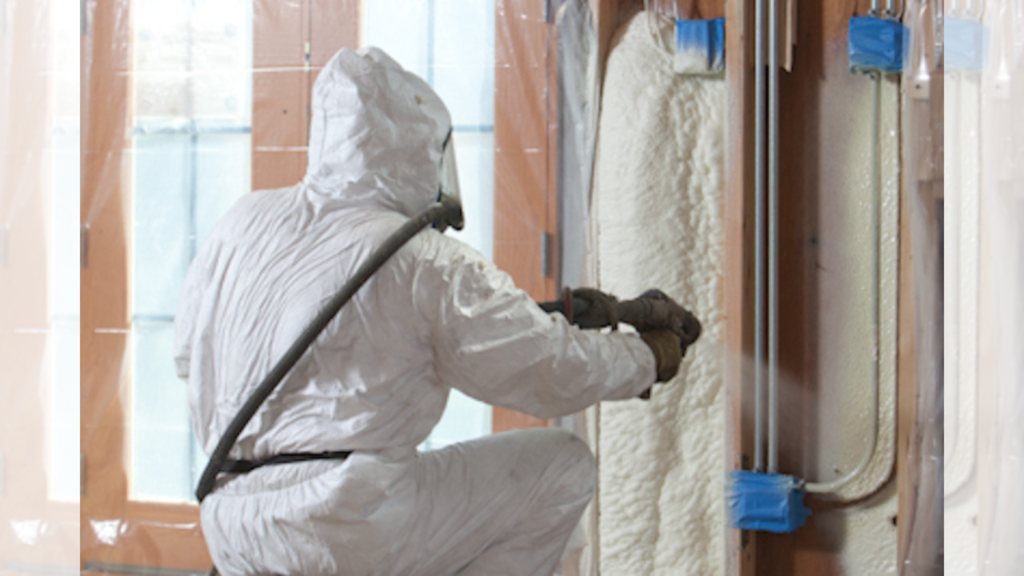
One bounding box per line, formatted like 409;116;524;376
174;47;657;575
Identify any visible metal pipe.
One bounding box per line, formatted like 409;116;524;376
767;0;780;475
884;0;906;19
871;0;883;16
754;0;767;473
804;72;884;494
911;0;933;90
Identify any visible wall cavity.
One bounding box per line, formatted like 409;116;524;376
592;12;726;574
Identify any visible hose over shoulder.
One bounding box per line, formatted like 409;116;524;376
195;199;463;502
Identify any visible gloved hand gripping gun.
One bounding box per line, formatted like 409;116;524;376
538;288;702;398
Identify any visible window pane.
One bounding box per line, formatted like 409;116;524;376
362;0;430;78
195;133;252;247
134;0;252;126
50;128;80;502
447;131;494;261
49;0;80;500
132;134;192;319
432;0;495;127
131;321;199;502
421;389;491;450
364;1;496;449
129;0;252;502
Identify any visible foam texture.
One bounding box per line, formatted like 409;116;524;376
593;13;726;574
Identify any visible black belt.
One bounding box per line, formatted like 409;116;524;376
223;450;353;474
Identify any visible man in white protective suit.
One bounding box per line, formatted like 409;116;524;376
175;46;699;576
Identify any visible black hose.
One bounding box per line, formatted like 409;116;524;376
195;198;464;502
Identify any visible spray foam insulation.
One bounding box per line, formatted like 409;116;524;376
593;13;726;574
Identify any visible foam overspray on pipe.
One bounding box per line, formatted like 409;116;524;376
804;71;884;495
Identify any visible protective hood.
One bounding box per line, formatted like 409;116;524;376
304;47;452;218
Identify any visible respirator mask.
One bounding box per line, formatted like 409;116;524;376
435;128;465;232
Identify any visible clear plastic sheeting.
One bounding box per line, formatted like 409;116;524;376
15;0;1015;573
556;0;601;291
1;0;81;573
936;0;1024;573
975;0;1024;573
901;1;944;572
553;4;603;573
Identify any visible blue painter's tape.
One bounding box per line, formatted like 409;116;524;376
728;470;812;533
675;17;725;73
945;17;989;72
848;16;907;73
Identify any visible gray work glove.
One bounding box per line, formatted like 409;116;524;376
640;329;682;383
538;288;702;360
536;287;620;329
618;289;702;357
569;287;621;329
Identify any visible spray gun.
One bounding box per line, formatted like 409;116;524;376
538;287;702;397
540;288;700;341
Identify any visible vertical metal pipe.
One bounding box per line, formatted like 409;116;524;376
767;0;780;475
754;0;767;473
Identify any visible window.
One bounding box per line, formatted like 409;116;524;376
127;0;498;495
364;0;496;448
129;0;252;501
49;0;81;502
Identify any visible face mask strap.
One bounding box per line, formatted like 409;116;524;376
438;128;454;201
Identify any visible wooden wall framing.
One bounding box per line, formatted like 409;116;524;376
590;1;927;574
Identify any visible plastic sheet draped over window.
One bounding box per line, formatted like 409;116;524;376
899;2;944;572
77;0;597;574
952;0;1024;573
1;0;81;573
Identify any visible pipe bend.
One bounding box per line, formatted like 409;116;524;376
804;72;894;501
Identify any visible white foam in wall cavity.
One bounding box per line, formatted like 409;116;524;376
593;13;726;574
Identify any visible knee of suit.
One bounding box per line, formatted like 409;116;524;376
546;427;598;501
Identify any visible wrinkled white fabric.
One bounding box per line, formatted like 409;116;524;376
174;47;656;575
